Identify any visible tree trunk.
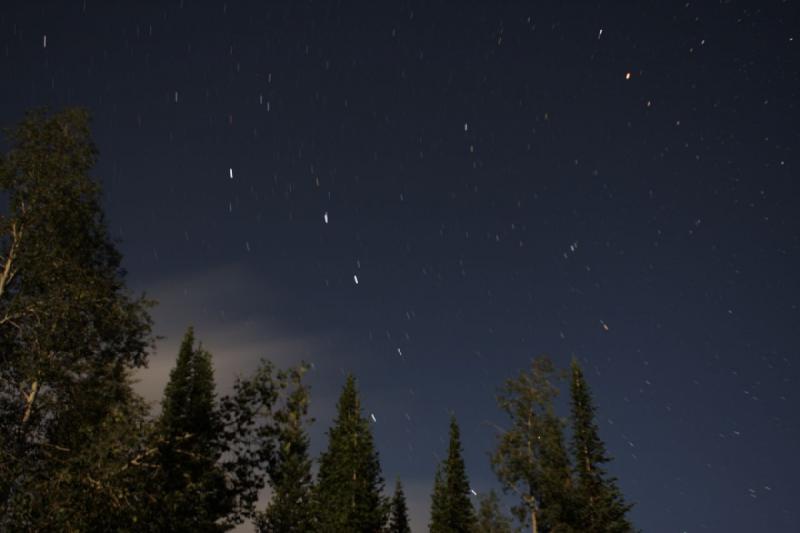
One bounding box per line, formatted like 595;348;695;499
21;379;40;425
531;507;538;533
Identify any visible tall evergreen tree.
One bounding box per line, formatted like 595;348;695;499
257;365;315;533
148;327;230;532
0;108;155;530
315;374;386;532
429;465;449;532
387;478;412;533
569;360;632;532
475;490;515;533
429;416;476;533
491;356;575;533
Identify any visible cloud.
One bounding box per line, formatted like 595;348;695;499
131;264;321;406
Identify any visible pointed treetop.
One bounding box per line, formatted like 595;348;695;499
388;478;412;533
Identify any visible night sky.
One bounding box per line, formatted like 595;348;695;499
2;1;799;531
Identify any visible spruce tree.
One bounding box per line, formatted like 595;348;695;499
569;359;632;532
388;478;412;533
315;374;386;532
490;356;575;533
0;108;155;530
257;365;315;533
149;327;230;532
429;415;476;533
429;465;449;532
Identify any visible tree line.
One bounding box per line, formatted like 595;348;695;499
0;109;634;532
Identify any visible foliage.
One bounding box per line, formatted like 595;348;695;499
569;359;633;533
429;415;477;533
143;327;231;532
315;374;386;532
218;359;282;526
475;490;516;533
490;356;575;533
0;108;155;530
387;478;412;533
256;364;315;533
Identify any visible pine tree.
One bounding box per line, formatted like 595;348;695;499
569;359;633;532
149;327;230;532
429;465;449;532
475;490;515;533
0;108;155;530
429;415;476;533
490;356;575;533
315;374;386;532
257;365;315;533
387;478;412;533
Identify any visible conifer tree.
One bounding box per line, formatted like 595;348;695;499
429;465;449;532
569;359;632;532
257;365;315;533
315;374;386;532
387;478;412;533
490;356;575;533
429;416;476;533
149;327;230;532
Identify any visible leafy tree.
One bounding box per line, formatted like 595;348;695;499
387;478;412;533
475;490;516;533
0;108;155;530
145;327;231;532
490;356;575;533
315;374;386;532
569;359;633;532
256;364;315;533
429;415;476;533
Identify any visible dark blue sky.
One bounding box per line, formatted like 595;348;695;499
2;1;798;531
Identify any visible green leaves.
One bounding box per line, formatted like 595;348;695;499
475;490;515;533
491;357;634;533
0;108;155;531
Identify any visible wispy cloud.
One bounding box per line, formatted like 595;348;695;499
132;264;321;406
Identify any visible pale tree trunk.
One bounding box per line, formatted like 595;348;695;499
531;507;538;533
21;380;40;424
0;221;22;301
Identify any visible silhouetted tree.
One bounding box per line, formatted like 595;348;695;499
257;365;315;532
429;416;476;533
387;478;412;533
569;359;633;532
148;328;230;531
315;374;386;532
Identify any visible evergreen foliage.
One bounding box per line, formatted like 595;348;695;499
315;374;386;532
429;416;476;533
569;359;633;533
387;478;412;533
147;327;231;532
0;108;637;531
